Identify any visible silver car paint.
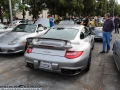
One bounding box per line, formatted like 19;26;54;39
24;25;94;74
0;25;49;54
94;27;103;39
113;38;120;72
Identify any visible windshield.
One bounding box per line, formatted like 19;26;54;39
27;21;34;24
59;21;74;25
12;24;37;33
19;20;26;24
43;28;78;40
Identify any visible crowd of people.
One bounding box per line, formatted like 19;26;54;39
50;14;119;54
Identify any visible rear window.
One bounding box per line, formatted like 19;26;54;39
43;28;78;40
59;21;74;25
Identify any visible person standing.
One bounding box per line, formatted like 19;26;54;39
100;13;115;53
47;15;51;28
50;15;55;27
114;15;120;34
83;16;89;27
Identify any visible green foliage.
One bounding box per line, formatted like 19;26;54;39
1;0;120;23
25;0;120;17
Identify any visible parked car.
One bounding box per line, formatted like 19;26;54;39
27;20;34;24
12;20;34;26
91;25;112;40
0;18;50;54
113;38;120;72
59;20;75;25
24;24;94;75
75;18;83;24
0;23;13;34
13;20;26;26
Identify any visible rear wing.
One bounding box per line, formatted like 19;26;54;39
26;37;72;49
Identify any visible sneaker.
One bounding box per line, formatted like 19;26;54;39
106;50;109;53
100;51;106;53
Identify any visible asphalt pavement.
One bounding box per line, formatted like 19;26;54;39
0;33;120;90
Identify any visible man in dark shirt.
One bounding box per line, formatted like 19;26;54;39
100;13;115;53
83;16;89;26
114;15;120;34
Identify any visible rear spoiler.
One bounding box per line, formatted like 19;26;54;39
27;37;70;43
26;37;72;49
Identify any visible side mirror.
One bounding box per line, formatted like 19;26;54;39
37;27;44;32
4;27;8;29
80;33;84;39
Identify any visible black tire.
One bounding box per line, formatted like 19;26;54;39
85;56;91;72
25;62;34;69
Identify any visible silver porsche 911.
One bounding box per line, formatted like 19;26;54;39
24;25;94;75
0;18;50;54
91;26;112;40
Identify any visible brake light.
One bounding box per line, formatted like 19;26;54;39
26;45;33;54
65;51;83;59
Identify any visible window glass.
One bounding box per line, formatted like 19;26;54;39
59;21;74;25
12;24;37;33
80;27;89;39
43;28;78;40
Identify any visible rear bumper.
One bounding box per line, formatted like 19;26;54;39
0;43;25;54
24;52;89;75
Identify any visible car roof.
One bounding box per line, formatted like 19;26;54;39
35;18;50;27
52;24;84;30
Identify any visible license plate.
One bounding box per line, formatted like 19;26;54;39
98;33;102;37
40;61;52;69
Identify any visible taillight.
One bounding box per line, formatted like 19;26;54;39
26;45;33;54
65;51;83;59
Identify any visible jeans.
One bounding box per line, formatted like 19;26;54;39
110;33;112;40
103;31;111;52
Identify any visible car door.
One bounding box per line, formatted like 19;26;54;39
80;28;90;42
84;27;92;45
115;39;120;70
80;27;93;49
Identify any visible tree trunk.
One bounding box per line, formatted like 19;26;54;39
0;6;3;23
23;10;25;20
53;1;55;17
22;0;25;20
33;0;36;19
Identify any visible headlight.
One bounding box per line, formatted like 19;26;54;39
22;42;26;45
8;38;19;45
